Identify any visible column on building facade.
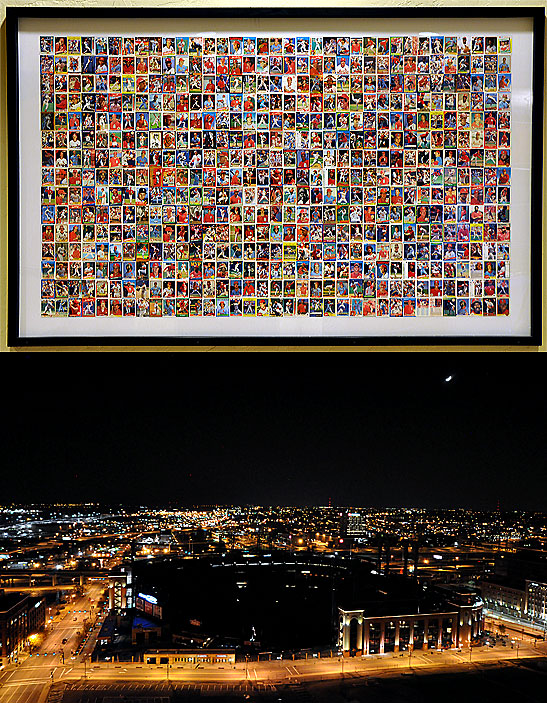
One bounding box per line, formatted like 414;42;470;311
363;620;370;655
379;620;385;655
356;618;364;656
462;607;473;647
437;617;443;649
423;618;429;649
394;620;400;653
342;614;350;653
458;611;466;648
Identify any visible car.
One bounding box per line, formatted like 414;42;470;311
62;638;67;645
73;617;77;621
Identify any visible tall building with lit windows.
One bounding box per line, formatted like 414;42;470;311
344;512;369;538
0;593;45;667
525;580;547;624
479;548;547;625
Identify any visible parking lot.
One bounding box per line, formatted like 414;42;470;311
60;680;279;701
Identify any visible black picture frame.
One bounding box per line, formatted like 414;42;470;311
6;6;544;347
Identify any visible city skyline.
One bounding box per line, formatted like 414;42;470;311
1;495;546;701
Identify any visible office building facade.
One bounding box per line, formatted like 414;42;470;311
0;594;45;667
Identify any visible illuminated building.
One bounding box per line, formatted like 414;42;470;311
144;649;235;665
479;549;547;625
525;581;547;624
0;593;45;667
479;579;526;619
109;570;129;611
338;585;483;655
344;512;369;537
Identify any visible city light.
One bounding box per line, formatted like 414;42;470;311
0;502;545;695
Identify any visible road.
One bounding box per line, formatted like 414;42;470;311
9;636;544;694
64;639;547;685
1;597;546;703
0;582;105;703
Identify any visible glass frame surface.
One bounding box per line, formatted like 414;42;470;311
6;7;544;346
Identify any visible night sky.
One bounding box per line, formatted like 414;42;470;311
5;356;546;511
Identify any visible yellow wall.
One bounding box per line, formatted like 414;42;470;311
1;0;544;352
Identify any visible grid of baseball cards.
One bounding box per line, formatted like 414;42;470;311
38;32;512;319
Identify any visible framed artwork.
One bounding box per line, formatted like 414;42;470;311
7;7;544;346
